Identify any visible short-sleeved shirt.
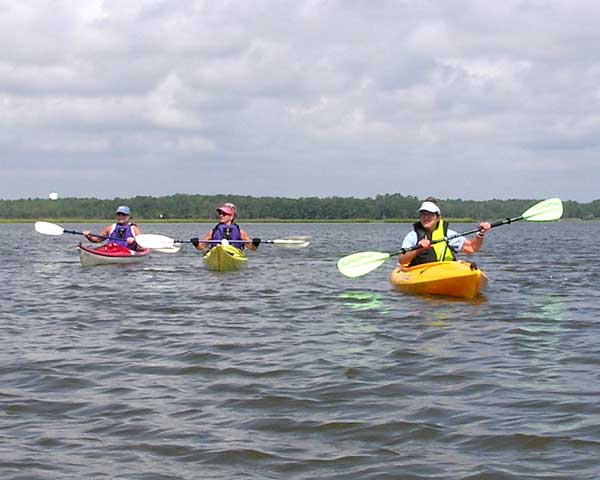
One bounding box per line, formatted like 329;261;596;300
401;228;465;252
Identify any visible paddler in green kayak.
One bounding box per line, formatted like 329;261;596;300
190;202;261;251
398;197;491;268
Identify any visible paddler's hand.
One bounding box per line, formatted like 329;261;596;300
126;237;135;245
190;237;200;247
477;222;491;239
417;238;431;249
252;238;261;248
83;230;91;238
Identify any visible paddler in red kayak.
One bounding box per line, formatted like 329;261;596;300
190;202;260;251
82;205;143;251
398;197;491;267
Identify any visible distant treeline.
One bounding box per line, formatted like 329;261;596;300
1;194;598;220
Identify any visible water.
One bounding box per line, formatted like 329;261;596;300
1;221;599;479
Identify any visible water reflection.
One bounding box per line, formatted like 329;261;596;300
537;296;566;322
339;290;385;311
517;295;566;324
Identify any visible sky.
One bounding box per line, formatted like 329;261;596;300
1;0;599;202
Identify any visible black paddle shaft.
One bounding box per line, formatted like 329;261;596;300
389;214;525;257
64;228;122;242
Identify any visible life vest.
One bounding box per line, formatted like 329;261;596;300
108;222;138;250
410;218;456;266
211;222;245;249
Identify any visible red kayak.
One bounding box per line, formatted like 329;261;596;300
77;243;151;267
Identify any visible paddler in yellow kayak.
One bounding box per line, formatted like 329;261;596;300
190;202;261;251
398;197;491;268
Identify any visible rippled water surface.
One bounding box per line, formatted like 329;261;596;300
2;221;599;479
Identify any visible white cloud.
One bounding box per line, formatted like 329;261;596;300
145;73;205;129
1;0;600;201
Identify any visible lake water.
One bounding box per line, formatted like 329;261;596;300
1;221;599;479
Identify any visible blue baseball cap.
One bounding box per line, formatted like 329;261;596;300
116;205;131;215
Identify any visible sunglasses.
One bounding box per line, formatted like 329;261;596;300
116;212;129;216
218;211;231;216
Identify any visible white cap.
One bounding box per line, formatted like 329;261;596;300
418;201;441;214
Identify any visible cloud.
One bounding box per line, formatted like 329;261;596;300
1;0;600;202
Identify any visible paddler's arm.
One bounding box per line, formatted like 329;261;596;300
240;228;259;251
460;222;491;254
83;226;111;243
398;238;431;266
129;225;142;249
191;231;212;251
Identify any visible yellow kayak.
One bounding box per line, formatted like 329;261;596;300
203;244;247;272
390;261;488;300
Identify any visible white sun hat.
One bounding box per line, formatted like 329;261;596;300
418;201;441;214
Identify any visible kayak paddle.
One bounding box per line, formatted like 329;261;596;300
34;221;181;253
136;233;311;251
337;197;563;278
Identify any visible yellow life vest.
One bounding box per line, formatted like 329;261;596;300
411;218;456;266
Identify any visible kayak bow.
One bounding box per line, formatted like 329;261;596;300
390;261;488;299
77;243;151;267
202;244;247;272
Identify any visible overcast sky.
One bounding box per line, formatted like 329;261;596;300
2;0;599;202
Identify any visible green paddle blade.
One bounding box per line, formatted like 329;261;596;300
337;251;392;278
522;197;563;221
34;221;64;235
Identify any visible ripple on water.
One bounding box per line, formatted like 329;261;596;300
1;222;600;479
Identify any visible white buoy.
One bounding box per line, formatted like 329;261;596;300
49;192;59;200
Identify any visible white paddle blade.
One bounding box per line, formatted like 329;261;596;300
153;244;182;254
135;233;176;249
34;221;65;236
337;251;392;278
271;236;311;248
